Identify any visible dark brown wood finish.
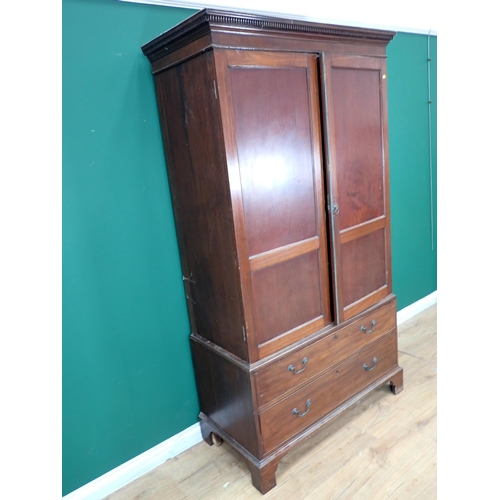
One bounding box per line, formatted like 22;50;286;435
251;253;323;345
324;53;392;320
154;51;248;360
191;337;260;458
197;362;404;494
254;298;396;408
229;62;317;256
141;9;395;64
142;10;402;495
341;228;387;306
259;331;398;453
214;49;331;360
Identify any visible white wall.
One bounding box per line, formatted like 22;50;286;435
118;0;438;34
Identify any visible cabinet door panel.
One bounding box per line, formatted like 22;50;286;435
229;66;318;257
331;67;385;230
251;252;323;347
340;228;386;306
215;50;331;360
324;55;392;321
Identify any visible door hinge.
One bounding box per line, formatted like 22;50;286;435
213;79;218;100
242;326;246;342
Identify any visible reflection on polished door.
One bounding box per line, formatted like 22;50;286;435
215;49;331;360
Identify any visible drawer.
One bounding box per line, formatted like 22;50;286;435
259;331;397;454
254;299;396;407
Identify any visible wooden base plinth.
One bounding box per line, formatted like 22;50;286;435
198;367;404;495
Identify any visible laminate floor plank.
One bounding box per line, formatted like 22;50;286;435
106;303;436;499
398;304;437;363
102;467;187;500
266;426;378;500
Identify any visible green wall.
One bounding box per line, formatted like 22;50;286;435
62;1;198;495
388;33;438;309
62;1;437;495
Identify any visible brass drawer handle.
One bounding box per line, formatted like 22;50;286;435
292;399;311;417
361;320;376;334
363;357;378;372
288;357;308;375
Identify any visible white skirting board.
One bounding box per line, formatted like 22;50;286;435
64;289;436;500
63;424;203;500
396;290;437;326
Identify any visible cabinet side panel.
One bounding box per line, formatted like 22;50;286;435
190;338;260;458
155;51;247;360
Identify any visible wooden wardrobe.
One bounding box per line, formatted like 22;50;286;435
142;9;403;494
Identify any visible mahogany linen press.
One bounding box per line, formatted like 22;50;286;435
142;9;404;494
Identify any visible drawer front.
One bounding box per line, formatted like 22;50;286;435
259;331;397;454
254;299;396;407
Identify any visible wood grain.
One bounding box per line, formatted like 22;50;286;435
142;11;400;495
104;304;436;500
142;9;395;65
251;252;323;347
341;229;387;308
324;53;392;319
155;51;248;360
259;332;398;454
190;338;260;458
344;285;389;321
217;49;332;360
331;65;385;231
254;298;396;408
339;215;386;244
212;48;333;363
249;237;320;272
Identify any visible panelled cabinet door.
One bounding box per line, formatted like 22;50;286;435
214;49;331;361
324;54;393;321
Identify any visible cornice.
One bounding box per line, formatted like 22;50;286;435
141;8;396;62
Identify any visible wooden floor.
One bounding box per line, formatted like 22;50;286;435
105;305;436;500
